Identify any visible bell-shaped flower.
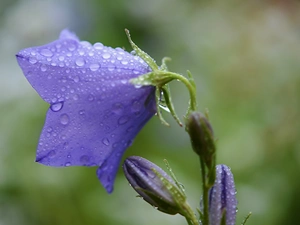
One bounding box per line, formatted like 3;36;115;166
16;30;156;193
209;164;237;225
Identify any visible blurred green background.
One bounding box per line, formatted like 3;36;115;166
1;0;300;224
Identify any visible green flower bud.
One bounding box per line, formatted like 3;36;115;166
123;156;186;215
186;111;215;169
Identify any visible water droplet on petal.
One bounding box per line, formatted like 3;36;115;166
118;116;129;125
127;126;134;133
79;110;85;115
87;94;94;101
50;102;64;112
68;44;76;51
58;56;65;61
40;64;47;72
102;138;110;146
73;76;80;82
60;114;70;125
102;53;111;59
93;43;104;49
73;94;79;100
108;67;115;72
29;57;37;64
65;162;72;166
47;150;56;158
89;63;99;71
80;155;90;164
112;103;123;115
40;49;53;57
75;58;85;66
133;70;140;74
121;60;128;65
112;142;119;149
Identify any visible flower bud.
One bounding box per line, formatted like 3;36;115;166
186;111;215;169
209;165;237;225
123;156;185;215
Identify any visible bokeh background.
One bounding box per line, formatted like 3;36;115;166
1;0;300;224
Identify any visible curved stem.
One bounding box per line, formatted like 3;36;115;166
165;72;197;114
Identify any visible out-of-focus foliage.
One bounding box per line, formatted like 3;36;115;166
1;0;299;224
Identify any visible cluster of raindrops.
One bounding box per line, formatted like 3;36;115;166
25;36;150;79
17;32;154;110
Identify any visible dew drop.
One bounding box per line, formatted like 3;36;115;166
79;110;85;115
68;44;76;51
93;43;104;49
134;84;142;89
60;113;70;125
159;104;170;113
73;94;79;100
121;60;128;65
112;142;119;149
118;116;129;125
108;67;115;72
73;76;80;82
75;58;85;66
40;49;53;57
102;53;111;59
29;57;37;64
133;70;140;74
80;155;90;164
47;150;56;158
112;102;123;115
65;162;72;166
58;56;65;61
102;138;110;146
117;56;122;60
50;102;63;112
131;100;141;112
40;64;47;72
87;94;94;101
126;126;134;133
89;63;99;71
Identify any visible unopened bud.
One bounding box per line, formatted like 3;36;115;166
209;165;237;225
186;111;215;169
123;156;185;215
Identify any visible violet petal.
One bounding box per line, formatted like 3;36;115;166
16;30;156;193
209;164;237;225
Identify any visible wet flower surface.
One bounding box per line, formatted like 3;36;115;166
16;30;156;193
123;156;182;215
209;164;237;225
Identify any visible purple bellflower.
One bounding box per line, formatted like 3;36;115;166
16;30;156;193
209;164;237;225
123;156;184;215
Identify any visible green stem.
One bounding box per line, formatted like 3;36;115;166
164;71;197;114
181;202;199;225
200;157;209;225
